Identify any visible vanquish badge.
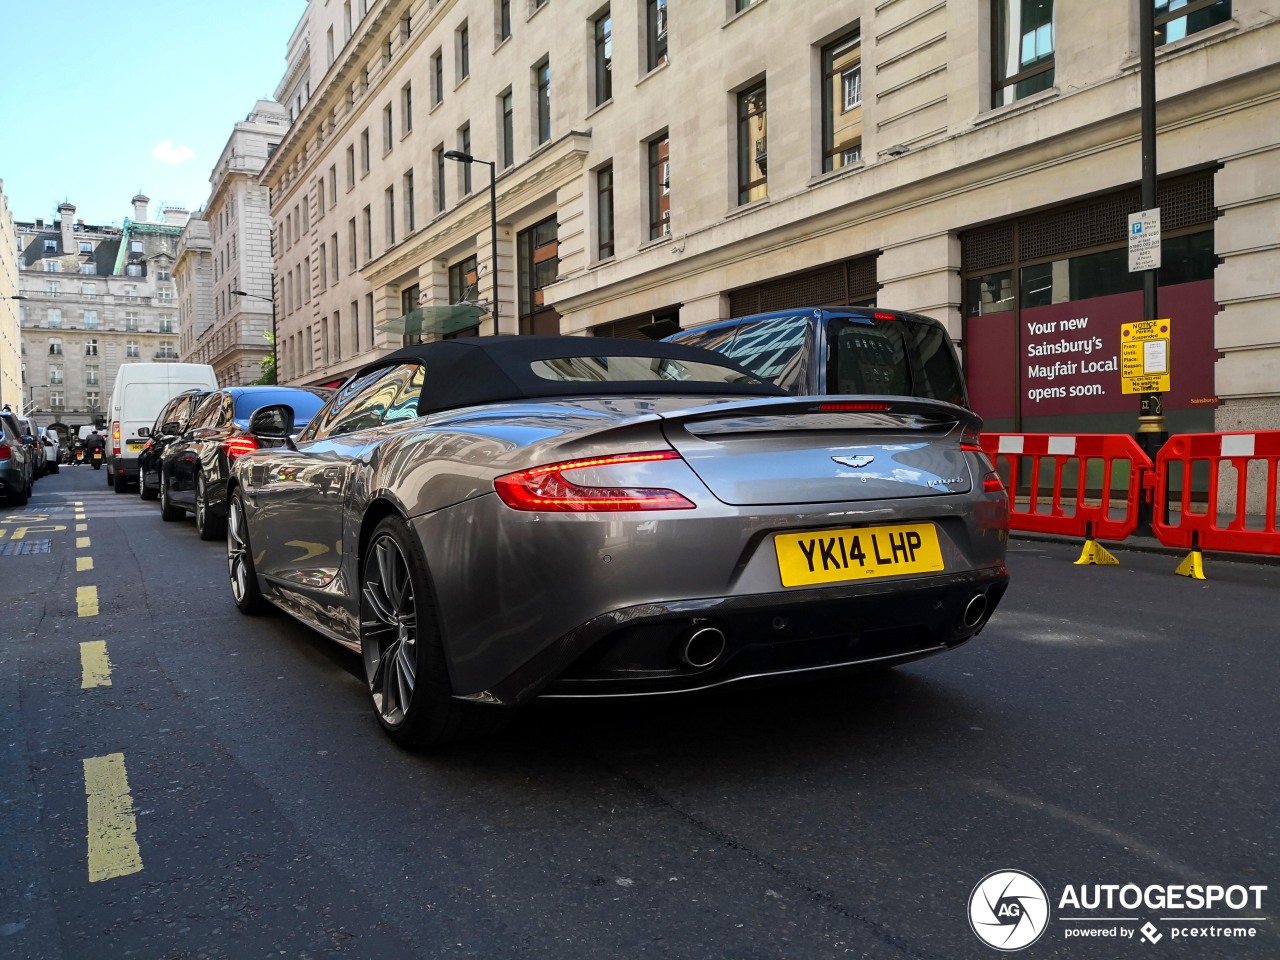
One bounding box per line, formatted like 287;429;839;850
832;455;874;468
969;870;1050;951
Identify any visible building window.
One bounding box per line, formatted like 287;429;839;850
49;337;63;355
319;242;329;289
49;365;64;384
327;26;335;66
822;30;863;173
344;0;353;39
402;82;413;133
85;364;99;386
83;309;98;329
459;124;473;194
44;239;58;252
535;60;551;145
329;165;338;206
347;145;356;188
86;391;100;409
435;147;447;213
79;263;96;275
361;128;371;173
126;263;142;277
46;281;60;295
646;0;668;72
158;341;177;359
517;215;559;324
46;261;60;272
383;103;394;152
125;311;139;332
737;81;768;205
499;0;512;41
449;254;479;305
131;240;143;253
157;269;172;281
404;170;416;232
49;392;64;409
735;0;758;10
597;163;615;260
648;134;670;240
363;205;373;260
349;218;358;271
386;187;396;246
79;241;92;253
318;176;327;216
432;49;444;105
160;315;175;333
992;0;1055;108
47;309;62;328
351;299;361;354
458;21;470;81
594;11;612;106
127;340;140;358
85;338;98;357
1154;0;1231;44
500;89;515;168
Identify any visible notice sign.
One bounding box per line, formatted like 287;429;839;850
1121;318;1172;394
1128;208;1162;272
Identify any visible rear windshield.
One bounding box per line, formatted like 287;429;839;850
530;355;765;386
828;317;966;407
234;390;330;424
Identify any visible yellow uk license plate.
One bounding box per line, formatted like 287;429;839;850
128;441;144;451
775;522;944;587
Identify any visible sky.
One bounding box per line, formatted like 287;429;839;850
0;0;306;228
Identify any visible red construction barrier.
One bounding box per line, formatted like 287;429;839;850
1152;431;1280;556
980;433;1153;542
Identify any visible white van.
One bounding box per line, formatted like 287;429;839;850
107;363;218;493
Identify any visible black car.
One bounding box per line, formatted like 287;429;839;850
138;389;212;501
159;386;332;539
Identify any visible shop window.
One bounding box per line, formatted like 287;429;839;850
517;216;559;323
992;0;1055;108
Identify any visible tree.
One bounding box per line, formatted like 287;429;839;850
253;330;276;385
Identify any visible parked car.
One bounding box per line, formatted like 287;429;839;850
159;386;332;539
665;306;969;406
0;410;34;506
225;336;1010;748
138;389;212;501
106;362;219;493
16;416;46;479
40;427;61;475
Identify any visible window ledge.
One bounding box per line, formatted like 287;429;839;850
400;129;413;142
636;60;670;88
723;0;767;29
591;255;617;269
585;97;614;121
807;161;865;189
526;2;548;24
725;196;771;220
430;100;444;116
638;234;672;253
973;86;1060;126
493;35;512;55
454;75;470;93
1119;19;1239;69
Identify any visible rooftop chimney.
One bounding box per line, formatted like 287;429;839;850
132;193;150;223
58;202;76;255
162;206;190;229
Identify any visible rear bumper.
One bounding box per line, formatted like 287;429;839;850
112;455;139;481
465;565;1008;706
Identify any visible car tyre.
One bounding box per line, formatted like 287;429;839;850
139;467;158;500
11;478;29;507
195;472;226;541
360;516;510;748
227;491;269;615
48;462;59;475
159;467;185;522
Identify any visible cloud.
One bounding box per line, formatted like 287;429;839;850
151;140;195;165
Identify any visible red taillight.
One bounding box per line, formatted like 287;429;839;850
494;451;695;512
960;425;984;452
873;312;897;321
0;443;10;460
983;470;1005;494
222;437;259;461
112;420;122;456
819;402;890;412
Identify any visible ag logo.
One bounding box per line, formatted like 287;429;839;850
832;455;874;469
968;870;1050;951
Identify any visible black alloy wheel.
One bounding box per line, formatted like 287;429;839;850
195;471;226;541
359;516;509;747
227;491;268;614
159;466;185;522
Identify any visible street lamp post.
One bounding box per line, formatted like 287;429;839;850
231;287;278;383
443;151;501;335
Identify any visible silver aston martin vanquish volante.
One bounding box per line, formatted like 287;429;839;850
227;336;1009;747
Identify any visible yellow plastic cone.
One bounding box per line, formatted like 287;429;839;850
1174;549;1207;580
1074;539;1120;566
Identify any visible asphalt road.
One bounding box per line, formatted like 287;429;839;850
1;465;1275;960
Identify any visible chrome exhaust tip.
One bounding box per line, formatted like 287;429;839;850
960;593;988;629
678;626;727;669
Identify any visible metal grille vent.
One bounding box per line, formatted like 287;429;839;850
729;254;881;318
848;256;879;301
961;224;1015;273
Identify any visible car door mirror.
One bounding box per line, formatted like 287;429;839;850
162;421;181;434
248;404;296;448
138;426;151;437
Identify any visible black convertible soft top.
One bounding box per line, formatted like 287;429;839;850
353;335;787;415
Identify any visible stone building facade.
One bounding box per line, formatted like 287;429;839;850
260;0;1280;441
179;101;289;385
176;215;214;363
17;197;186;435
0;181;19;411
